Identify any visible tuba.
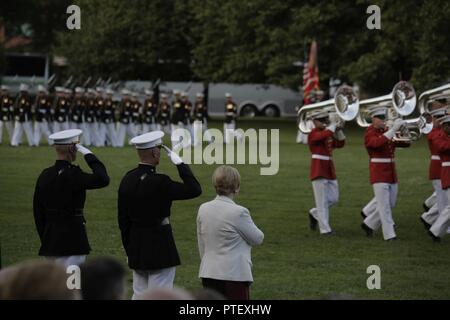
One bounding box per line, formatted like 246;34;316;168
398;83;450;142
356;81;423;141
418;83;450;114
356;81;416;127
297;85;359;134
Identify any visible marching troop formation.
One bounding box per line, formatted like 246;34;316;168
299;82;450;242
0;83;241;148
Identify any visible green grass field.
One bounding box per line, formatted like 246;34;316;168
1;119;449;299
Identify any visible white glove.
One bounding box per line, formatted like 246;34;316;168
326;123;337;133
392;118;406;131
76;144;93;155
384;119;405;140
334;129;346;141
162;145;183;165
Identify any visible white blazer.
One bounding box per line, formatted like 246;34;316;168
197;195;264;282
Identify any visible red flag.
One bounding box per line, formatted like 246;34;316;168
302;40;320;105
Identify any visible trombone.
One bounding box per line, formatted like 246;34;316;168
297;85;359;134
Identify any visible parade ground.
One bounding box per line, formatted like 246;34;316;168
1;119;449;299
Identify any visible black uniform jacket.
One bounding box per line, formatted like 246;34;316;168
33;154;110;256
118;163;202;270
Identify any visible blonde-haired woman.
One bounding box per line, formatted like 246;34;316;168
197;165;264;300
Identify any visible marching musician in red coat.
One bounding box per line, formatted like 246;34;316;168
307;110;345;235
360;106;410;241
420;106;447;231
428;114;450;241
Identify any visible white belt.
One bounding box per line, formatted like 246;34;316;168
371;158;394;163
442;162;450;167
431;155;441;161
312;154;331;161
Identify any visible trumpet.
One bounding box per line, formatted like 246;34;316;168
297;85;359;134
356;81;417;128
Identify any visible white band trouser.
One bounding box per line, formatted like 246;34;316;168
132;267;176;300
422;181;446;225
424;191;437;209
310;179;339;234
363;183;397;240
429;188;450;237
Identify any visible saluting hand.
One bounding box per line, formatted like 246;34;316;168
76;144;93;155
162;145;183;165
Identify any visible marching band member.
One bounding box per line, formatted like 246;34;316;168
34;129;109;267
0;85;15;145
157;93;171;134
142;90;157;134
33;85;52;146
116;89;134;147
428;114;450;241
307;110;345;235
11;84;34;147
420;106;447;230
361;106;409;241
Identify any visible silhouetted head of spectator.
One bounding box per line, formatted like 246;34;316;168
0;260;77;300
136;287;193;300
80;257;126;300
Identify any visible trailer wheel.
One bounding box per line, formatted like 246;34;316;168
263;104;280;117
240;104;258;117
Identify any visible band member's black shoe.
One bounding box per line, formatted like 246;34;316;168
420;217;431;230
361;223;373;237
309;214;318;231
360;211;366;219
386;237;397;241
322;231;334;236
427;231;441;243
423;203;430;212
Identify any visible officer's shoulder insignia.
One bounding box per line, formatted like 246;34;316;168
140;173;148;181
58;168;65;175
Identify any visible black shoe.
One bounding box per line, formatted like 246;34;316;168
423;203;430;212
386;237;397;241
360;211;366;219
322;231;334;236
361;223;373;237
309;214;318;231
420;217;431;230
427;231;441;243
